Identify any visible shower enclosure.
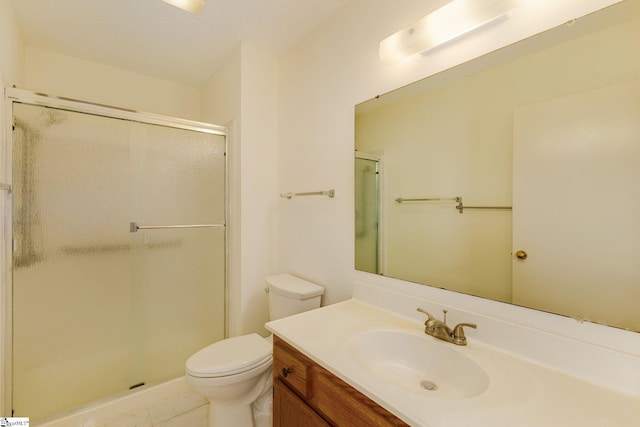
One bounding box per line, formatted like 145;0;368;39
2;89;227;422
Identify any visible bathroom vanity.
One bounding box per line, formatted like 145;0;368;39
266;282;640;427
273;335;407;426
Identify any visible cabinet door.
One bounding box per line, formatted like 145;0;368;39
274;378;330;427
273;338;311;397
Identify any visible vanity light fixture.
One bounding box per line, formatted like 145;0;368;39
379;0;521;63
161;0;206;14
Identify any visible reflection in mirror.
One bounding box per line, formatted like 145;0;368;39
355;153;381;274
355;1;640;332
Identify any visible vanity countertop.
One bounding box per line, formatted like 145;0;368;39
265;299;640;427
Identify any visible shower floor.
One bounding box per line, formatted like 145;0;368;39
36;377;207;427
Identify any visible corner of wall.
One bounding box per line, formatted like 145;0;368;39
236;43;279;336
200;44;280;337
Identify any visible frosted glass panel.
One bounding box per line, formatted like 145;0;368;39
129;122;226;385
130;122;225;225
11;103;226;421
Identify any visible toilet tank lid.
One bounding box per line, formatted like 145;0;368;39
266;274;324;299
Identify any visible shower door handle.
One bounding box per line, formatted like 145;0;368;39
129;222;225;232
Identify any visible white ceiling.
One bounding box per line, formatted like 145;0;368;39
9;0;349;87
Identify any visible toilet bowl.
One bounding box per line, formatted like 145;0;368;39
186;333;272;426
186;274;324;427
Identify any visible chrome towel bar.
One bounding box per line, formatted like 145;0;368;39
130;222;225;233
280;189;335;199
455;202;512;214
394;195;511;214
395;196;460;203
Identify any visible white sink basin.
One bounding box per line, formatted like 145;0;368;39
349;330;489;400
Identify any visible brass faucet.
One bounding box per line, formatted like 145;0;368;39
417;307;477;346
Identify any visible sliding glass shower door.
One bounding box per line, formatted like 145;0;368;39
10;101;226;421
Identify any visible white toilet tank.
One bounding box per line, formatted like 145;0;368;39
266;274;324;321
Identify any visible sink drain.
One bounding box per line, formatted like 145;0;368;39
420;380;438;391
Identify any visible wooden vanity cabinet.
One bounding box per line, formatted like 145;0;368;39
273;335;409;427
274;378;331;427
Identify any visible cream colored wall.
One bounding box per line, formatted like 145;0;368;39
0;0;24;87
200;48;241;124
237;45;279;335
24;46;201;120
277;0;629;347
200;44;279;337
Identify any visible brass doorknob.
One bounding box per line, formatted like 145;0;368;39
515;250;528;260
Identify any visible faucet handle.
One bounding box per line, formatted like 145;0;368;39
417;307;435;323
417;307;440;334
452;323;477;346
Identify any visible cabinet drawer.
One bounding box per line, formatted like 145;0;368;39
273;336;312;398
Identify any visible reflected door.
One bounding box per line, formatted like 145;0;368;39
512;78;640;330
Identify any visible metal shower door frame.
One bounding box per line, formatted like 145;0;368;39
0;87;229;417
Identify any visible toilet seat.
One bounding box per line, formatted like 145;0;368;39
186;333;272;378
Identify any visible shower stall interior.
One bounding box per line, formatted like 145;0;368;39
2;89;228;422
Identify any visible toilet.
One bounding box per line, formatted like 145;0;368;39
185;274;324;426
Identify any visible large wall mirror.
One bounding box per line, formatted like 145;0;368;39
355;0;639;332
